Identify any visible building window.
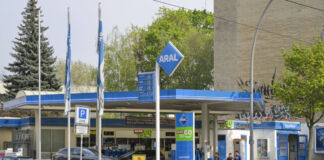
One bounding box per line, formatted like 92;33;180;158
166;132;175;136
41;129;65;153
257;139;268;158
104;131;114;136
195;132;199;137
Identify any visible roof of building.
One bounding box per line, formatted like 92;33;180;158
3;89;265;114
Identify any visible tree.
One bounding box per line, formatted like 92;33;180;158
55;60;97;87
133;8;214;89
104;27;138;91
3;0;60;99
273;40;324;159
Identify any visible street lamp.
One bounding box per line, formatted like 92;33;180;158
249;0;273;160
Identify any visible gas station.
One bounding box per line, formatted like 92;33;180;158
2;41;265;160
3;88;264;159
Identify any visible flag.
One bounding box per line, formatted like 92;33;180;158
97;5;105;116
64;14;71;116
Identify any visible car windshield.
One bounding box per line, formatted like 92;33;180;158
59;148;67;154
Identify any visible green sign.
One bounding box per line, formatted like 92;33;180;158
220;120;234;128
137;129;152;138
176;127;194;141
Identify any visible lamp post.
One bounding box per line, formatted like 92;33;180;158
249;0;273;160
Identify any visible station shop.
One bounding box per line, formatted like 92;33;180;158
1;116;324;160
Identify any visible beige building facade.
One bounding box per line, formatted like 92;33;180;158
214;0;324;91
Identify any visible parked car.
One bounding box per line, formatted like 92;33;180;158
52;147;112;160
118;150;165;160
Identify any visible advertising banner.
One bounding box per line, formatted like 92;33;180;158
315;127;324;153
176;112;195;160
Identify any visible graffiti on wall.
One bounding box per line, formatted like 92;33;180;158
235;104;302;121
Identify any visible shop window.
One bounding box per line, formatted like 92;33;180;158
41;129;65;153
257;139;268;158
218;135;226;141
77;137;89;147
103;138;115;146
104;131;114;136
165;138;175;151
166;132;175;136
116;138;127;145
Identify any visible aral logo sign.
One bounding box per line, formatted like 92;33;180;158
179;114;188;126
158;54;179;63
157;42;184;76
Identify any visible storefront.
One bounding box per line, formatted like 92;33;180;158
215;121;308;160
0;117;202;159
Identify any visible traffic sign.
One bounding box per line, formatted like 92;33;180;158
156;42;184;76
75;125;89;135
75;105;90;125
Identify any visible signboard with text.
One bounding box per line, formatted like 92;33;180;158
75;105;90;135
138;72;155;103
176;112;195;160
132;154;146;160
157;42;184;76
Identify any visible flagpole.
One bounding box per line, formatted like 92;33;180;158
37;9;42;160
97;3;104;160
67;7;71;160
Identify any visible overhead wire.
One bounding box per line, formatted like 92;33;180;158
283;0;324;13
152;0;324;44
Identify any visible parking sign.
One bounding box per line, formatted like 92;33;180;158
75;106;90;125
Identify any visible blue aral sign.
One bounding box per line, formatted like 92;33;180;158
138;72;155;103
176;112;195;160
157;42;184;76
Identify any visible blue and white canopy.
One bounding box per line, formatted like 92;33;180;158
3;89;265;114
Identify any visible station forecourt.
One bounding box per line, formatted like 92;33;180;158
2;88;264;159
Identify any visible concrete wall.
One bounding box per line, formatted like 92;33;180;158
0;128;12;150
214;0;324;91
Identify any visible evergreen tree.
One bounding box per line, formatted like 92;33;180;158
3;0;60;99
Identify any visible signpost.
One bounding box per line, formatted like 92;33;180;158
75;105;90;160
155;41;184;160
176;112;195;160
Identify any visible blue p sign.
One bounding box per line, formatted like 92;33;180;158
79;109;87;119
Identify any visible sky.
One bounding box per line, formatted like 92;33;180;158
0;0;213;75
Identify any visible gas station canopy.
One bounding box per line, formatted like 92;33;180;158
3;89;264;114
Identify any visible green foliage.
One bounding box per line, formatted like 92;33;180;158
133;8;214;89
104;27;138;91
273;40;324;159
3;0;60;99
55;60;97;87
273;41;324;121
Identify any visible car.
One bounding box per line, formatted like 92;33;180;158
52;147;112;160
118;150;165;160
0;157;32;160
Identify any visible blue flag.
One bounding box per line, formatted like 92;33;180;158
97;16;105;116
64;21;71;116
